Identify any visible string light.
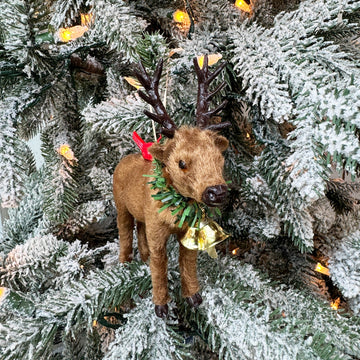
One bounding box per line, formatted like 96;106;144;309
315;262;330;276
173;10;191;31
80;13;94;27
57;12;93;42
235;0;251;13
196;54;223;69
0;287;8;303
232;248;239;255
93;320;98;327
57;144;77;163
124;76;142;90
169;48;184;58
58;26;88;42
330;297;340;310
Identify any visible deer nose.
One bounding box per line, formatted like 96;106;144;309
202;185;228;207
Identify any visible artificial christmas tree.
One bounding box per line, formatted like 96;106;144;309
1;0;360;359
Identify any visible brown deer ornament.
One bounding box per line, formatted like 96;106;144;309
113;55;230;318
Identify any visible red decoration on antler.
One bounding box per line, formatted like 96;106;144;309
132;131;161;161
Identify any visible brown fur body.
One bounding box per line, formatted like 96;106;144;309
113;127;228;307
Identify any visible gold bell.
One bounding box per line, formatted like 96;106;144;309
181;217;230;258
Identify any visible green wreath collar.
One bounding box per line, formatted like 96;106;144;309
144;159;221;228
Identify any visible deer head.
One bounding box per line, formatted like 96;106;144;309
134;55;230;207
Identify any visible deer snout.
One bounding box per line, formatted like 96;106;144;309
202;184;228;207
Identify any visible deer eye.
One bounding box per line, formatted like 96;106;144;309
178;160;187;169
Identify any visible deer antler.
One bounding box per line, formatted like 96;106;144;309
134;59;177;138
193;55;230;131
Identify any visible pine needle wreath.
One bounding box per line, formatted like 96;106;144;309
144;160;221;228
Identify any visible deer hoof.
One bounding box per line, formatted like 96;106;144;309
155;304;168;318
186;293;203;308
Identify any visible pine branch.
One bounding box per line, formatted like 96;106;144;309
179;254;360;359
0;235;97;296
0;318;58;360
0;0;54;75
0;288;57;360
0;253;152;358
0;170;45;255
41;261;152;333
0;96;37;209
61;322;104;360
255;143;316;252
325;179;360;215
50;0;86;28
86;0;147;61
41;130;80;224
17;81;59;141
315;19;360;49
59;200;111;240
330;231;360;315
104;298;191;360
180;287;322;360
228;0;360;250
230;0;360;175
0;61;27;95
134;33;170;69
83;95;150;136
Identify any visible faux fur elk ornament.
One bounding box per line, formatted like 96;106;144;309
113;55;230;318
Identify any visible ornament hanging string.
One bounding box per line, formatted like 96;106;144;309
150;106;157;142
184;0;196;38
149;56;170;142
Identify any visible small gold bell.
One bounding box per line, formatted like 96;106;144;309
180;217;230;258
180;226;199;250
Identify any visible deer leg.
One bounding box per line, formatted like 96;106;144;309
146;226;171;318
136;221;149;262
178;240;202;308
117;207;134;263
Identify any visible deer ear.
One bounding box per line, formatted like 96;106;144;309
214;134;229;152
149;143;165;162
